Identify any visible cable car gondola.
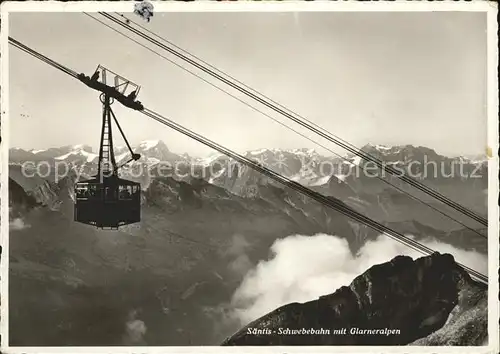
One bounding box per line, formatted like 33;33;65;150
74;66;142;229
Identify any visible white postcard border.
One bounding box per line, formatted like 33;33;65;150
0;1;498;353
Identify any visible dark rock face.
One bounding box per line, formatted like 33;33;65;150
222;253;486;346
9;178;40;211
411;268;488;346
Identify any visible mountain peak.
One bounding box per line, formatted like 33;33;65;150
245;147;320;158
137;140;168;152
54;144;97;163
71;144;93;153
222;252;485;346
29;148;46;154
290;147;319;156
359;143;441;159
361;143;401;153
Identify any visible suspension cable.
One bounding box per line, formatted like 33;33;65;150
97;12;488;227
8;36;488;284
9;37;79;78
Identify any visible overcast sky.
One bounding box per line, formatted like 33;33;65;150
9;11;487;157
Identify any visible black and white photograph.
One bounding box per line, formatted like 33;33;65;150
1;1;499;351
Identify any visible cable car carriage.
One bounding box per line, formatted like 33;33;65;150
74;66;143;229
74;175;141;228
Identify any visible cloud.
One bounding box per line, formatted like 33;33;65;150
123;309;147;345
227;234;251;255
225;234;253;276
10;218;30;230
229;233;487;326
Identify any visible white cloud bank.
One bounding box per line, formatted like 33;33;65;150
230;233;487;325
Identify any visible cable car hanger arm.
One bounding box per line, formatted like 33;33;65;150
108;105;142;171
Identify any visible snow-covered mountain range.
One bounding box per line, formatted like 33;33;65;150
10;140;487;176
8;140;489;346
10;140;488;198
13;139;179;165
10;140;488;223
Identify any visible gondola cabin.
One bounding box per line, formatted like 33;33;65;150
73;65;143;229
74;176;141;229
